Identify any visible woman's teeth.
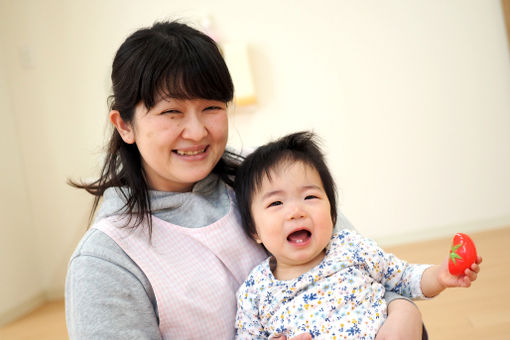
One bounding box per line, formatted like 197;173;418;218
175;148;205;156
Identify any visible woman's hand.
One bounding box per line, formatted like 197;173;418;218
273;333;312;340
375;299;423;340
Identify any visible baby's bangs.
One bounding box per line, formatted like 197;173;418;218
251;152;292;194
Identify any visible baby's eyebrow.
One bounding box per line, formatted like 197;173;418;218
302;185;322;191
260;190;284;201
260;185;323;201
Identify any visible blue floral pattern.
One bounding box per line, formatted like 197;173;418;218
235;229;430;339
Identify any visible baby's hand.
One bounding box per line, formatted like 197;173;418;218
439;255;482;288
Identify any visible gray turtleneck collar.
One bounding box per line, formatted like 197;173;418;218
94;174;230;228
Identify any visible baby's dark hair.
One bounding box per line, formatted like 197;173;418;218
234;131;337;239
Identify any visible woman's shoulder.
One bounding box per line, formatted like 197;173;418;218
68;228;154;294
70;227;124;261
66;228;160;337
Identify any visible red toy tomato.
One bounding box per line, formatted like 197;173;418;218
448;233;477;276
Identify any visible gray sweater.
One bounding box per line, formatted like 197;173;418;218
65;174;408;339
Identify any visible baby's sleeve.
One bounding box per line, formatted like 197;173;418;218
234;277;267;340
350;230;431;299
383;258;431;299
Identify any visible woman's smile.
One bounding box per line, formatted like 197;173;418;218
173;145;208;157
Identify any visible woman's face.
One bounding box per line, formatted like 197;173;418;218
119;98;228;192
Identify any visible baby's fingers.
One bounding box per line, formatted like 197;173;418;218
464;267;478;282
452;256;481;288
468;256;482;274
460;276;472;287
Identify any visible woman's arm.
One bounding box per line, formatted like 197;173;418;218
375;297;423;340
66;229;161;340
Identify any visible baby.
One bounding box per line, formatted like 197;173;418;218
234;131;481;339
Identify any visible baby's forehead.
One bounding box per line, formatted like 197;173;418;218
270;159;312;173
255;160;319;187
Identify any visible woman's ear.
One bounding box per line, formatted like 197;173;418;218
110;110;135;144
252;233;263;244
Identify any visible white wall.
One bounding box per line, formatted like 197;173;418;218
1;0;509;318
226;1;510;244
0;43;43;323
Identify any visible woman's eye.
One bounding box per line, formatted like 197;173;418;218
267;201;282;208
162;109;180;114
205;106;224;111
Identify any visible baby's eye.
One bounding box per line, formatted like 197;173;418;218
267;201;282;208
305;195;318;200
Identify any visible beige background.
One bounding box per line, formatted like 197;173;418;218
1;0;509;324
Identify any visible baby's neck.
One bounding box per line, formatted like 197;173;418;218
271;250;326;281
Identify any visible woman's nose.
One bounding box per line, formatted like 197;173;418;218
181;112;207;141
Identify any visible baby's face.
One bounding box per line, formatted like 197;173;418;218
250;161;334;279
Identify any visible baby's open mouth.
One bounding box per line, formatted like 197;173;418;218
287;229;311;244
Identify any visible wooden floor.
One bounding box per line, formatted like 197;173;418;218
388;226;510;340
0;226;509;340
0;300;67;340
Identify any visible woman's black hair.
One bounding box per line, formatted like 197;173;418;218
69;21;237;232
234;131;338;240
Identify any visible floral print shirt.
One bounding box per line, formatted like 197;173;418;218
235;229;430;339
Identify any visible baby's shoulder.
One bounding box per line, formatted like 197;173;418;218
243;257;271;282
326;228;370;258
237;258;272;303
330;228;361;244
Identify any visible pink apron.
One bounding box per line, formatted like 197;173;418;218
93;190;266;339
